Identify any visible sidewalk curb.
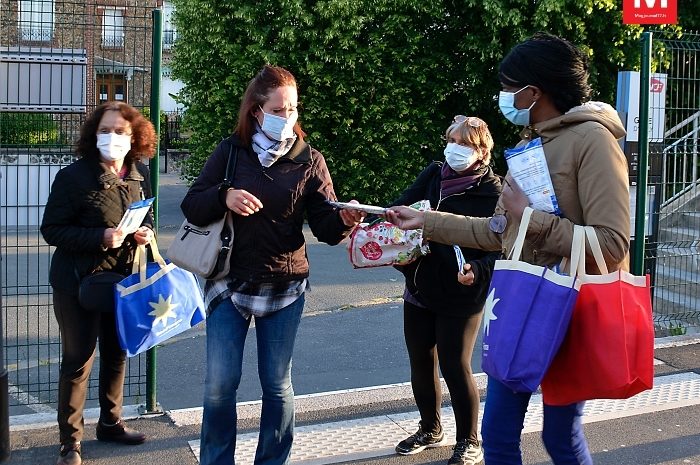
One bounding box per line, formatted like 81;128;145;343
10;335;699;432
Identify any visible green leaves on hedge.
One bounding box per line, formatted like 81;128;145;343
171;0;691;204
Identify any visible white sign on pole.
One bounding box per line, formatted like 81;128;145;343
617;71;667;142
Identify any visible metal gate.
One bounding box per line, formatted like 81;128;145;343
0;0;161;415
639;31;700;337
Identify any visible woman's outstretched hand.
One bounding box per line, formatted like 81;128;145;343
384;206;425;230
339;200;366;227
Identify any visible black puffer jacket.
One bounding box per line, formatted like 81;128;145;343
181;135;351;283
41;156;153;295
393;161;502;317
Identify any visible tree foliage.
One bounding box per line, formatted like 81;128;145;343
171;0;694;205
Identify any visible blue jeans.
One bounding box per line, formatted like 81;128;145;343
481;376;592;465
199;295;305;465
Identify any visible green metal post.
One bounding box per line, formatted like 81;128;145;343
633;31;652;275
0;173;10;462
145;7;163;415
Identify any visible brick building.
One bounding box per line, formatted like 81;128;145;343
0;0;178;227
0;0;176;115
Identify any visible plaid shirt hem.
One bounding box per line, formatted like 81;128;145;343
204;277;307;319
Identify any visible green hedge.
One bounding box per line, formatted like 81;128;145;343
171;0;693;205
0;112;66;146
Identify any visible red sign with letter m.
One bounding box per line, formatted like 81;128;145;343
623;0;677;24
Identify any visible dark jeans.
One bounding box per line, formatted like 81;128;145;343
53;290;126;445
481;376;592;465
403;301;483;443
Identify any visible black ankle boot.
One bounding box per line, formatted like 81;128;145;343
96;419;146;445
56;442;81;465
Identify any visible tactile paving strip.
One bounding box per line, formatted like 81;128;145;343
187;372;700;464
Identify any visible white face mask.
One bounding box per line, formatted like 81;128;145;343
96;133;131;161
444;143;479;172
260;107;298;141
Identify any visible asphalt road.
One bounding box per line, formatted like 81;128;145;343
153;173;484;410
4;172;483;416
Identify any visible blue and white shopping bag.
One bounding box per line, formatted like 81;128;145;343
115;240;205;357
481;208;582;392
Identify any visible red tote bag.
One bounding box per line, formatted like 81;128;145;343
541;226;654;406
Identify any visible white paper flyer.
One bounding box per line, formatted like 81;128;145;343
116;197;155;234
504;138;561;215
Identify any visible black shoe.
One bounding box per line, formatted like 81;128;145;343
96;419;146;445
447;439;484;465
56;442;81;465
395;424;445;455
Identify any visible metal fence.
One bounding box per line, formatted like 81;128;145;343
0;0;162;414
642;31;700;337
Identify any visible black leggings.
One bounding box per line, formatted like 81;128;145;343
403;300;483;443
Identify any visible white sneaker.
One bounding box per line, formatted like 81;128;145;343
447;439;484;465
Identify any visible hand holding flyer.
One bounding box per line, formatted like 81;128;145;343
504;138;561;215
328;201;387;215
116;198;155;234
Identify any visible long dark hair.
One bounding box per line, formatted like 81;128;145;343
76;102;157;163
235;65;306;145
499;32;592;114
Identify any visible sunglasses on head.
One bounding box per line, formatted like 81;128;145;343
453;115;485;128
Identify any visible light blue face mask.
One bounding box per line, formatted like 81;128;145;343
498;86;536;126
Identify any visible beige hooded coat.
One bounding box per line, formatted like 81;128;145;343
423;101;630;274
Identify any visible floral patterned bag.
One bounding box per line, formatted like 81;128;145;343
348;200;430;268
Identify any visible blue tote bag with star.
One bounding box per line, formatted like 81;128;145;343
481;207;581;392
115;240;205;357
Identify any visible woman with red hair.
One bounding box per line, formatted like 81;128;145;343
181;65;364;465
42;102;158;465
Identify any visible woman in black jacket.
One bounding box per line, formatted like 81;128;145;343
41;102;157;465
393;116;501;465
180;65;364;465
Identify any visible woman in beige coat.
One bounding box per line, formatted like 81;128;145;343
385;33;630;465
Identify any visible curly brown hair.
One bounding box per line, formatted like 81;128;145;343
76;102;157;162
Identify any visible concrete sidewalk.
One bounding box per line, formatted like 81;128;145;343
6;172;700;464
7;336;700;465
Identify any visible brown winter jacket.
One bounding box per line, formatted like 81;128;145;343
41;157;153;295
423;101;630;274
181;135;351;283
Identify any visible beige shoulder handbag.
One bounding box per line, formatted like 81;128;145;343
167;144;237;280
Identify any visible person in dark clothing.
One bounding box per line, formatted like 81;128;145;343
41;102;158;465
180;65;364;465
393;116;501;465
385;34;629;465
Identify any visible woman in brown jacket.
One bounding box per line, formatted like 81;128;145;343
42;102;157;465
386;33;630;465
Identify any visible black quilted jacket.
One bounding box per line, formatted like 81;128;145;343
392;161;502;317
40;156;153;295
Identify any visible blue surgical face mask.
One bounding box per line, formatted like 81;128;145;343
498;86;536;126
259;106;298;141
